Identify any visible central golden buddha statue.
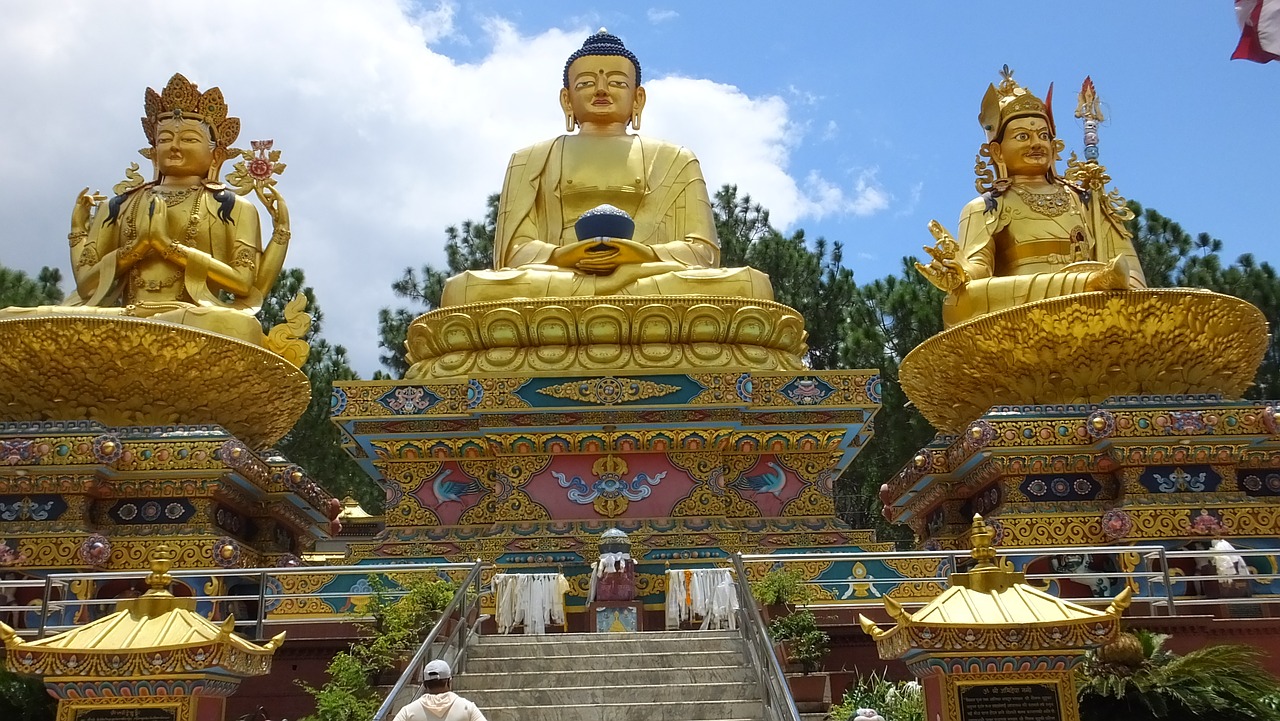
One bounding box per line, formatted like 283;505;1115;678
441;30;773;305
407;31;802;381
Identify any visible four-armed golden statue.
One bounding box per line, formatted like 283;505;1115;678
46;74;295;347
916;66;1145;328
0;74;310;447
442;30;773;305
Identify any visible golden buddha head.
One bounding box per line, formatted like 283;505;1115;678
154;116;216;179
559;29;646;132
140;73;241;181
977;65;1065;181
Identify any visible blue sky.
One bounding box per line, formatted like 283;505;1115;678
1;2;1274;374
441;2;1277;277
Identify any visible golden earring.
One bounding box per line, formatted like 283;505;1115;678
565;111;576;133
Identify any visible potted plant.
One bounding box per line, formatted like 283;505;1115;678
768;608;829;706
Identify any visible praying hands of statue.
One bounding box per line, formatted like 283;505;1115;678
134;197;188;264
915;220;971;292
550;238;660;275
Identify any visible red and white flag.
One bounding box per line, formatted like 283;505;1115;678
1234;0;1280;62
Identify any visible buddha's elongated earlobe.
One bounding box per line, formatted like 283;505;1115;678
565;111;577;133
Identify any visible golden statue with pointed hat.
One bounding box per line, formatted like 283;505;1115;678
898;68;1268;433
17;73;295;346
917;66;1145;328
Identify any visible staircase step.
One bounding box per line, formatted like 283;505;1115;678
458;664;753;690
466;649;745;672
468;680;756;706
470;635;740;657
479;699;762;721
478;630;737;643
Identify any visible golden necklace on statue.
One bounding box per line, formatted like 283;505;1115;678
129;266;184;292
1009;183;1071;217
153;186;197;207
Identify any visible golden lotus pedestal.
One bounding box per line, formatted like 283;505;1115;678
335;296;901;612
899;289;1268;435
403;295;809;381
0;315;310;448
0;315;339;628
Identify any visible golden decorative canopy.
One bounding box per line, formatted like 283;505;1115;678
0;545;283;680
859;515;1130;660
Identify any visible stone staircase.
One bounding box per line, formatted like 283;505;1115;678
456;629;764;721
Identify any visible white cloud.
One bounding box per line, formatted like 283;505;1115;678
849;169;892;216
647;8;679;23
895;181;924;217
0;0;873;374
786;84;821;106
821;120;839;141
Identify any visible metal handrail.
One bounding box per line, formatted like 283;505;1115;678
23;561;476;640
731;552;801;721
738;544;1280;619
371;559;488;721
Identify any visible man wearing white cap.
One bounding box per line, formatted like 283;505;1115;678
391;659;488;721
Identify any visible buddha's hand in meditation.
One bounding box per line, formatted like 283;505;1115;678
915;220;970;292
550;238;660;275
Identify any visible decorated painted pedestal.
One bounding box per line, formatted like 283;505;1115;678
884;288;1280;605
881;394;1280;602
1;546;283;721
0;419;339;631
332;368;888;608
860;516;1130;721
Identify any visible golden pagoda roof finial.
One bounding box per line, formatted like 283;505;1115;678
969;513;997;569
145;544;175;593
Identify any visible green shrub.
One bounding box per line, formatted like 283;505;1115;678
767;608;828;674
751;568;814;607
828;671;923;721
0;667;56;721
299;574;456;721
296;652;380;721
